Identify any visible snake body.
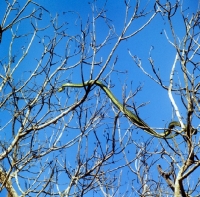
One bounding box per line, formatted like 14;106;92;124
58;80;182;138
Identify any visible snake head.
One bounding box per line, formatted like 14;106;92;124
58;87;64;92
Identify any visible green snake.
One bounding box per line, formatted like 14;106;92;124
58;80;182;138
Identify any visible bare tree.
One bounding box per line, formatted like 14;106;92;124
0;0;199;197
128;1;200;197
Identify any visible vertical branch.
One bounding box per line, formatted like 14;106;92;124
168;53;184;129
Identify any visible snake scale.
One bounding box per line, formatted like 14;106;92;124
58;80;182;138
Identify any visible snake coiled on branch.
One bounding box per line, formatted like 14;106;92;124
58;80;183;138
